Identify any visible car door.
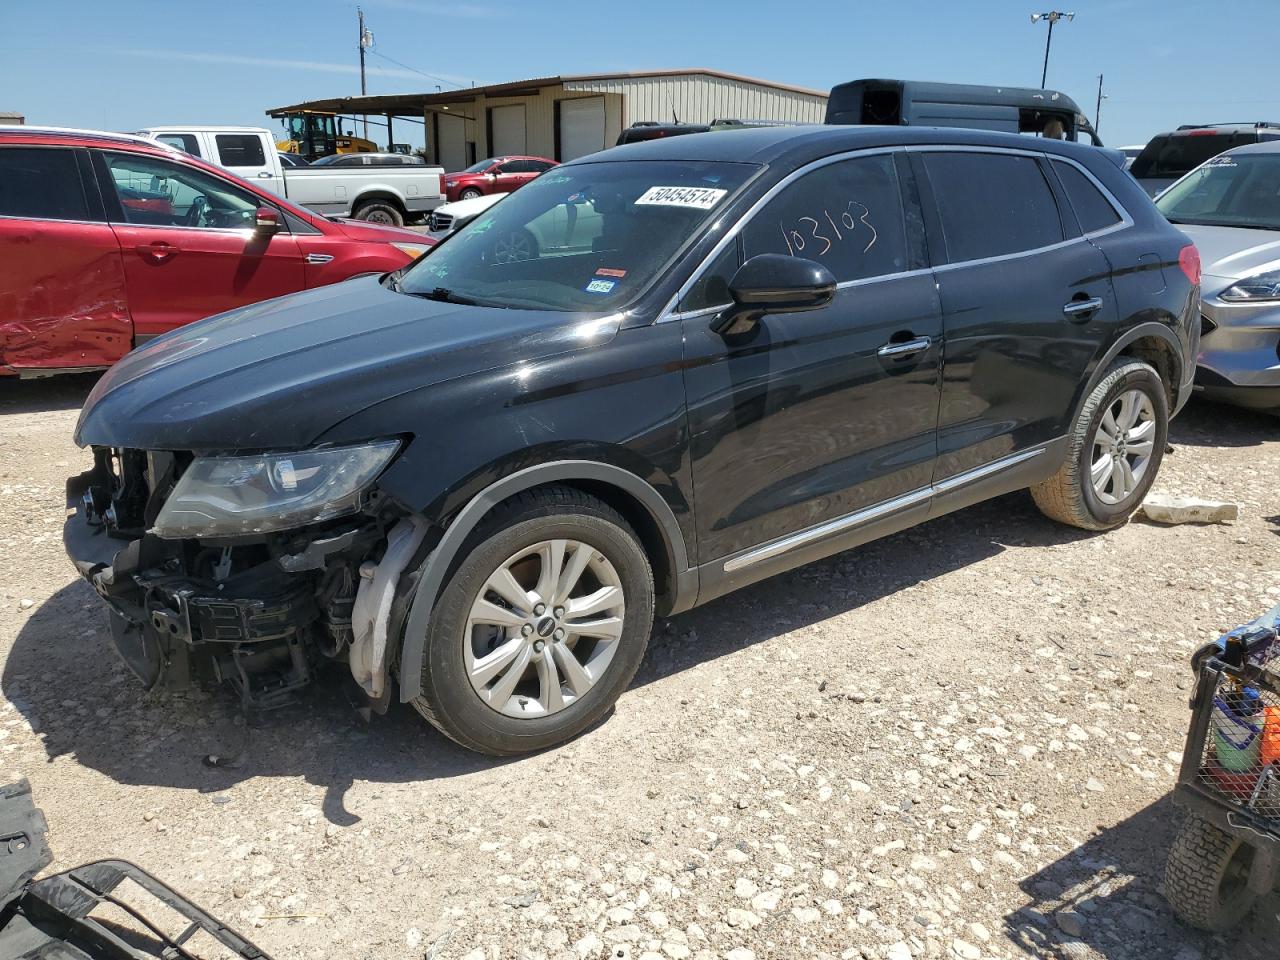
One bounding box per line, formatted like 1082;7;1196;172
681;151;943;573
93;149;303;340
491;160;524;194
0;145;131;372
212;132;282;196
912;149;1119;484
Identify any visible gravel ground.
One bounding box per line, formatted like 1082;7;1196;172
1;375;1277;960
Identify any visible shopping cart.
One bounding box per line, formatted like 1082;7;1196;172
1167;602;1280;931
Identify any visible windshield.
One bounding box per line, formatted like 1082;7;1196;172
398;159;757;311
1157;152;1280;231
1131;133;1256;179
461;158;498;174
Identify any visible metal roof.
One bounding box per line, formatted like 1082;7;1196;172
266;69;827;118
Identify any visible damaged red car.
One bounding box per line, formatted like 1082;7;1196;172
0;127;433;377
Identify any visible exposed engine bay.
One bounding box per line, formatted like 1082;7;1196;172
64;445;431;710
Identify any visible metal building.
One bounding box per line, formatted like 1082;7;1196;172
267;69;827;170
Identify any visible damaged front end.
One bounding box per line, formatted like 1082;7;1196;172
64;441;429;710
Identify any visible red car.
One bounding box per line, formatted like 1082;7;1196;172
0;128;434;376
442;155;557;203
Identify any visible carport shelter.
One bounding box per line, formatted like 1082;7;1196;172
267;69;828;170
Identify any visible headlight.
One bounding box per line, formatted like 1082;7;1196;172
1221;270;1280;301
445;179;458;188
390;241;432;260
151;440;400;538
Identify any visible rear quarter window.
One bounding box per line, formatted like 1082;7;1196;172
922;152;1064;261
1052;160;1122;234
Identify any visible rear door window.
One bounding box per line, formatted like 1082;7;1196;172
0;147;91;221
215;134;266;168
742;153;910;282
922;152;1064;262
1052;160;1122;234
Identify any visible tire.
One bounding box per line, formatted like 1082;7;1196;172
1165;815;1259;932
353;201;404;227
1031;358;1169;530
492;227;539;264
410;486;654;755
459;188;483;201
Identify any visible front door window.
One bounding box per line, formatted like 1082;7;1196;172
102;153;263;230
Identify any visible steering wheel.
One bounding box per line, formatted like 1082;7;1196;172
185;195;209;227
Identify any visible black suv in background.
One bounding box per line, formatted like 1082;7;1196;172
1131;122;1280;196
65;126;1199;756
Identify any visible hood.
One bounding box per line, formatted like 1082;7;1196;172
1176;223;1280;284
328;217;434;244
435;194;505;218
75;276;620;452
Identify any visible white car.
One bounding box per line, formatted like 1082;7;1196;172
136;126;445;226
425;192;505;240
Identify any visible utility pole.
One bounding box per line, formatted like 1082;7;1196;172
358;7;374;139
1094;73;1105;133
1031;11;1074;88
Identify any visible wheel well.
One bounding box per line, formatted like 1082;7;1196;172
353;192;406;213
532;478;677;614
1119;335;1180;408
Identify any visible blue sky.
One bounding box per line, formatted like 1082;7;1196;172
5;0;1278;150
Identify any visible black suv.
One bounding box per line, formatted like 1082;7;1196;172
65;126;1200;756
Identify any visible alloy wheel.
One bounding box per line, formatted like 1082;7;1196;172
1091;388;1156;504
493;231;534;263
464;539;625;718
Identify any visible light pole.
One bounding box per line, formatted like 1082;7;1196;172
1031;11;1074;89
358;7;375;139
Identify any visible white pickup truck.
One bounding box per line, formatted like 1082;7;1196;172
134;126;445;226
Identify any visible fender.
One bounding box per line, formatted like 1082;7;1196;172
397;460;695;702
1076;320;1188;416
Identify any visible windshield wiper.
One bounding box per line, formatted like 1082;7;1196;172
413;287;484;306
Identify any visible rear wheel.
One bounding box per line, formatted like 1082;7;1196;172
1031;358;1168;530
1165;815;1259;932
410;486;654;755
353;200;404;227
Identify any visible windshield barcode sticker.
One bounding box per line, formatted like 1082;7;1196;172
635;186;728;210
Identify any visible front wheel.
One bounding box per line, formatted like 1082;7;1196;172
410;486;654;755
1165;815;1260;932
459;188;483;201
1031;358;1169;530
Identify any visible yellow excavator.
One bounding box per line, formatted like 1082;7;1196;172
275;110;378;161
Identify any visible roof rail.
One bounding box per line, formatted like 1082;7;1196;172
0;125;177;150
1174;122;1280;131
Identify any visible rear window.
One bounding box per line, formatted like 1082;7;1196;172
0;147;90;221
1130;133;1255;179
923;152;1064;262
215;134;266;168
155;133;201;157
1052;161;1122;234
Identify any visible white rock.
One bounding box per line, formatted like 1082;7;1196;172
727;908;762;929
751;890;782;913
726;848;750;864
966;823;986;843
968;922;990;942
405;928;422;949
887;943;913;960
18;599;34;610
951;940;981;960
1140;494;1239;525
822;899;843;915
1085;778;1105;793
734;877;758;898
575;932;604;958
821;868;839;889
791;906;821;923
726;950;756;960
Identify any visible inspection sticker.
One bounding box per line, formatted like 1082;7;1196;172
585;279;617;294
635;185;728;210
595;267;627;278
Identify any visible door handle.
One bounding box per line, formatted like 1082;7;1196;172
1063;297;1103;321
877;335;932;359
257;171;273;179
136;241;177;264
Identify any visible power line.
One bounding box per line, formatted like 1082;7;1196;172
367;48;466;91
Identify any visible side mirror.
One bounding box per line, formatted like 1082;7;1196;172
254;207;281;236
711;253;836;336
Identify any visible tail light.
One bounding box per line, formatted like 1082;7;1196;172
1179;244;1201;285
